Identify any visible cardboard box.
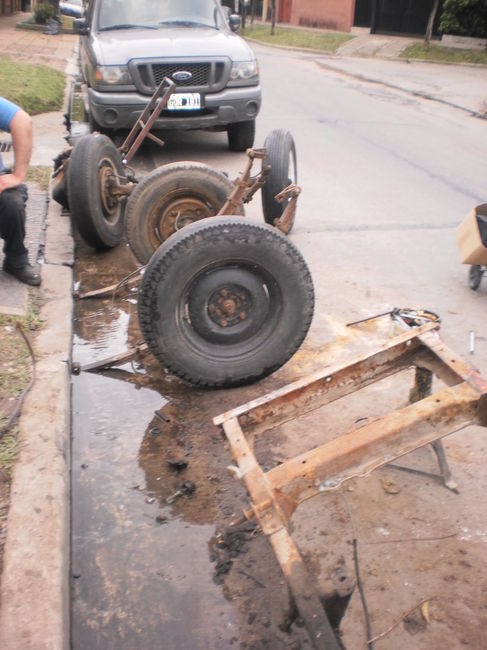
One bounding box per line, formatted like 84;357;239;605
456;204;487;265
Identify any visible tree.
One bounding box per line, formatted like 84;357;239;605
270;0;276;35
425;0;441;48
440;0;487;38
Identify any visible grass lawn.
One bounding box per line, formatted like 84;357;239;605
0;56;65;115
401;43;487;65
243;24;354;53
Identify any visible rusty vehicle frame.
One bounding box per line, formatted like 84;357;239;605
213;318;487;648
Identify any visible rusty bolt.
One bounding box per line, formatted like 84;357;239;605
222;299;236;315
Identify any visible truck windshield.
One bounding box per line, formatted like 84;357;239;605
97;0;225;31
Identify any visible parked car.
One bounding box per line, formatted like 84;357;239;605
60;0;84;18
73;0;261;150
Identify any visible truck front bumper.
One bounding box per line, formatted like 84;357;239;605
88;84;261;130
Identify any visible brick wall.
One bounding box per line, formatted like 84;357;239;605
289;0;356;32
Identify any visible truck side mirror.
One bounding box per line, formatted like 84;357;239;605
229;14;241;32
73;18;90;35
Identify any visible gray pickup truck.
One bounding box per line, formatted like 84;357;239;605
73;0;261;150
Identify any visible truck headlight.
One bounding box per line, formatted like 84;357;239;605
93;65;133;88
228;60;259;86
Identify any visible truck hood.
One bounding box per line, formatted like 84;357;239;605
89;28;257;64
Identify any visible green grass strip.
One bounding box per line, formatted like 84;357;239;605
401;43;487;65
0;55;65;115
243;24;354;53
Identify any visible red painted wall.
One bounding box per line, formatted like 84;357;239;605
289;0;356;33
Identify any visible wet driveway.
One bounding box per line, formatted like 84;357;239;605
70;244;242;649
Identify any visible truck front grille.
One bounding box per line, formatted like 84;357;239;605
133;60;227;94
153;63;210;87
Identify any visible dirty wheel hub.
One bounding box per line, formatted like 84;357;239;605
154;197;214;243
187;267;270;345
99;161;120;218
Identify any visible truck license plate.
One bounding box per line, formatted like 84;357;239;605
167;93;201;110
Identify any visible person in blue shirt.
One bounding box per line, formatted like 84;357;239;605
0;97;41;286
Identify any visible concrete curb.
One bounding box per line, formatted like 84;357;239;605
0;200;73;649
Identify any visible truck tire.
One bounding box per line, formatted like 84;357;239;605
125;161;244;265
138;217;314;388
67;133;126;249
261;129;297;228
227;119;255;152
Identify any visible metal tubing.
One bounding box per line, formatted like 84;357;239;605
215;324;487;648
265;382;479;502
214;322;439;436
222;417;342;648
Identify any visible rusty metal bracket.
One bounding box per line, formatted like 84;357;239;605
118;77;176;164
273;183;300;235
218;147;270;215
213;321;487;648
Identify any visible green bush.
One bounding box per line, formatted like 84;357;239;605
34;2;56;24
440;0;487;38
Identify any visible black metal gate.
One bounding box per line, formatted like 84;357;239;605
354;0;444;36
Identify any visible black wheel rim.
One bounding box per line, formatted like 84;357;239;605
176;262;282;357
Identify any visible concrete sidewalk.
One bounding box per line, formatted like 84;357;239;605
0;12;76;650
0;12;76;317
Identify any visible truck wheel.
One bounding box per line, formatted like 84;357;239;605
469;265;483;290
227;119;255;152
125;162;244;265
261;129;297;228
67;133;126;249
138;217;314;388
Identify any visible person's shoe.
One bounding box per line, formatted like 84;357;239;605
2;261;41;287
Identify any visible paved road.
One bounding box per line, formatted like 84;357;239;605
71;44;487;649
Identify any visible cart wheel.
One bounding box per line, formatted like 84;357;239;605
67;133;127;249
125;161;244;265
138;217;314;388
469;265;483;290
261;129;297;229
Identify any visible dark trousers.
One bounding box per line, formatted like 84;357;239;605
0;185;29;268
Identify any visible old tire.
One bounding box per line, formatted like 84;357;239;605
227;119;255;152
125;162;244;265
67;133;126;249
138;217;314;388
261;129;297;228
469;265;483;291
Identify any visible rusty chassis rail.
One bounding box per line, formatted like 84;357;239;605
213;321;487;649
118;77;175;164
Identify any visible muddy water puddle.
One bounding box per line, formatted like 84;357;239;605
71;245;240;649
